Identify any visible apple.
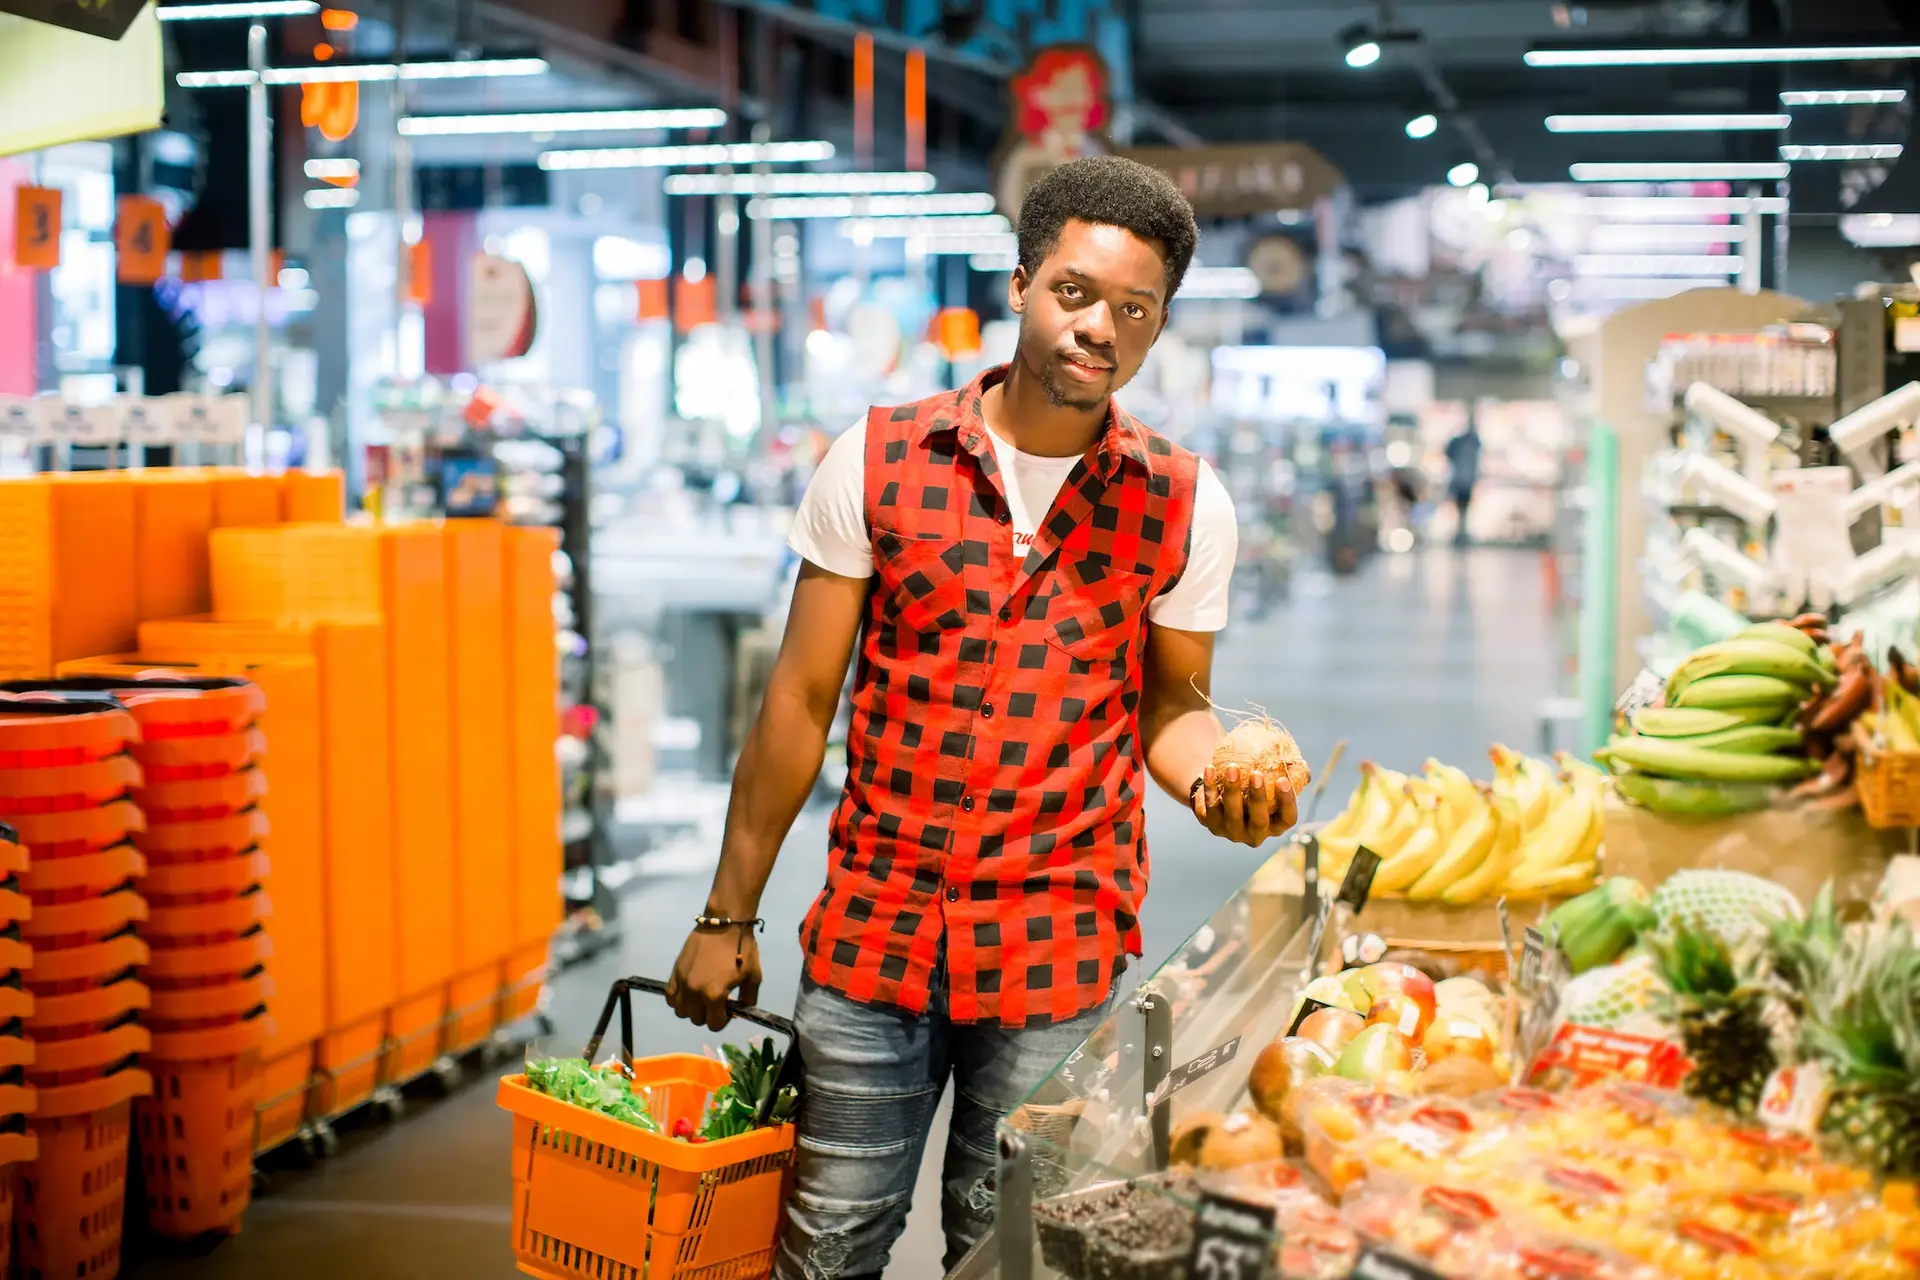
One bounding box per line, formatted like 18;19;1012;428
1423;1014;1498;1067
1249;1036;1337;1124
1345;962;1437;1024
1295;1007;1367;1056
1365;990;1435;1041
1288;975;1359;1026
1336;1024;1417;1082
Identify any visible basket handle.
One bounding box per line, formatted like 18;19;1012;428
582;976;803;1126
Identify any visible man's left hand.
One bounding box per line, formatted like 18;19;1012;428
1191;766;1297;848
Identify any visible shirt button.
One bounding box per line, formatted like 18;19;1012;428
946;886;959;903
961;795;975;812
997;510;1010;525
998;605;1013;623
981;703;995;719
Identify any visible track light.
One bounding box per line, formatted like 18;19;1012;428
1569;161;1790;181
1780;89;1906;106
1527;41;1920;67
1447;161;1479;187
1545;113;1790;132
1340;23;1382;68
1406;114;1438;139
156;1;317;19
1779;144;1904;161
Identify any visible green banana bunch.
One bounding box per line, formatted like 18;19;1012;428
1613;772;1776;818
1596;735;1816;783
1665;638;1834;703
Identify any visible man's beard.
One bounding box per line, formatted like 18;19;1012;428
1038;358;1107;410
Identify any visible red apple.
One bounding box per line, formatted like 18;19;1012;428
1295;1007;1366;1056
1422;1014;1497;1066
1335;1023;1417;1082
1365;990;1435;1041
1346;962;1436;1023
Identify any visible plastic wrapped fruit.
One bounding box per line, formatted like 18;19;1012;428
1200;1161;1358;1279
1294;1080;1406;1195
1633;1221;1782;1280
1665;1189;1916;1279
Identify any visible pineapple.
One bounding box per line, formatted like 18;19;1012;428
1644;914;1777;1115
1790;917;1920;1178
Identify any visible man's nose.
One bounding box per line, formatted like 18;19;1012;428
1076;301;1116;348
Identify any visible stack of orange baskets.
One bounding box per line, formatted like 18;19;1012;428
0;822;38;1276
0;692;153;1280
112;676;271;1243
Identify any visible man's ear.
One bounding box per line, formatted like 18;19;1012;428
1008;264;1030;315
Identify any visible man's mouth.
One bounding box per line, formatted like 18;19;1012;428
1059;353;1112;379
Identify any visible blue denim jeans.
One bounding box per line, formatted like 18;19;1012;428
773;970;1116;1279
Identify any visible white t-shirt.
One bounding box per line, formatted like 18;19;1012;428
788;419;1239;632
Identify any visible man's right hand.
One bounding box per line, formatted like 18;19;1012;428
665;926;763;1033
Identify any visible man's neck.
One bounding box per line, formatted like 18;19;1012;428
980;357;1109;459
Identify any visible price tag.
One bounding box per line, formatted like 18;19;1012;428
0;396;35;440
1757;1062;1830;1135
1336;847;1382;913
1496;898;1515;983
1185;1192;1274;1280
38;399;92;442
13;186;61;270
1288;997;1332;1038
70;403;125;446
1146;1036;1242;1107
121;398;174;445
1615;667;1666;722
1518;927;1546;995
167;394;248;446
1299;834;1320;929
115;195;169;285
1349;1245;1446;1280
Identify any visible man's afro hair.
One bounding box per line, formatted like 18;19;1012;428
1016;155;1199;298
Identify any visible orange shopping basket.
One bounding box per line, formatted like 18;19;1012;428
497;976;801;1280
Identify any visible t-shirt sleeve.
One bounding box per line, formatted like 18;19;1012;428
786;420;876;579
1147;459;1238;632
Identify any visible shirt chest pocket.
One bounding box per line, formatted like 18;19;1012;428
873;528;978;633
1045;561;1152;664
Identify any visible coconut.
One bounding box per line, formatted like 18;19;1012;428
1169;1110;1224;1167
1198;1110;1284;1171
1210;716;1312;798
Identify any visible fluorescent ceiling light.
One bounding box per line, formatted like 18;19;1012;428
302;157;359;180
1590;223;1749;249
1528;43;1920;67
1780;89;1907;105
178;57;548;86
969;253;1018;272
746;193;997;219
1345;40;1381;68
1405;113;1438;139
304;188;360;209
1779;143;1904;161
1840;212;1920;247
1546;113;1790;132
1447;161;1479;187
1180;267;1262;299
666;171;934;195
842;215;1009;239
1574;253;1741;277
1577;277;1734;300
540;141;833;170
1570;161;1789;181
399;108;725;135
914;233;1020;256
1582;195;1789;217
157;0;317;19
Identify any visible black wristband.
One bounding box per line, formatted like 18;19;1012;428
694;913;765;932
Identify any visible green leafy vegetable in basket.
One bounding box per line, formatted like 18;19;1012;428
697;1038;799;1142
524;1056;661;1132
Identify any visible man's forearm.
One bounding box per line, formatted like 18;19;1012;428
1143;704;1224;801
705;682;833;918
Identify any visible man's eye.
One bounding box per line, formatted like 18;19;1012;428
1058;284;1082;300
1124;304;1147;320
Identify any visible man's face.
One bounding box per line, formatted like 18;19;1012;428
1009;218;1170;412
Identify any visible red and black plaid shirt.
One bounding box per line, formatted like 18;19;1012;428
799;367;1200;1027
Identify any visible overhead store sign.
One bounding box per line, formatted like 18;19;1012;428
467;254;538;366
0;0;147;40
773;0;1122;60
0;2;162;159
1126;142;1345;217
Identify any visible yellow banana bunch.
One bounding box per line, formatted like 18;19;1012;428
1490;743;1556;832
1502;773;1601;896
1422;758;1478;832
1378;783;1492;895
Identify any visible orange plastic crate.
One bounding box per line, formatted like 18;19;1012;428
498;1058;796;1280
380;525;459;1013
135;809;268;864
136;767;267;821
211;525;381;625
0;473;138;679
143;931;271;988
61;655;326;1063
9;799;144;859
138;1039;260;1239
18;1068;149;1280
132;728;266;782
141;849;268;905
444;965;497;1057
0;985;32;1023
0;1036;33;1072
144;892;270;944
149;1014;268;1065
0;887;32;924
0;701;139;768
21;888;147;948
26;936;147;994
148;972;272;1031
253;1040;314;1155
26;978;148;1039
0;754;141;815
505;526;564;952
210;471;283;530
132;470;217;626
498;938;549;1028
381;986;445;1086
27;1022;150;1084
280;471;345;523
446;521;512;975
20;843;145;900
314;1012;382;1119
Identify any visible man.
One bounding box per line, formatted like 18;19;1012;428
1444;413;1482;546
666;155;1296;1279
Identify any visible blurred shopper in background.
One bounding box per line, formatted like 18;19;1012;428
665;156;1296;1280
1445;413;1483;546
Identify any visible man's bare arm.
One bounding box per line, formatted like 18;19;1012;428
666;561;867;1029
1140;625;1296;847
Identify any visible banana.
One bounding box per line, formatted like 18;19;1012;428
1361;786;1432;860
1407;786;1498;900
1423;758;1479;832
1735;621;1817;655
1628;707;1754;738
1510;780;1596;876
1593;735;1818;783
1653;723;1803;754
1371;813;1450;894
1670;674;1804;711
1612;771;1773;817
1665;639;1833;701
1506;858;1599;896
1491;744;1553;832
1439;794;1524;903
1553;750;1609;788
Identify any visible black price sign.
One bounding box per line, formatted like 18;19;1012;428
1186;1192;1275;1280
1148;1037;1242;1107
1518;926;1547;996
1288;997;1332;1037
1348;1246;1447;1280
1300;835;1321;928
1337;847;1382;913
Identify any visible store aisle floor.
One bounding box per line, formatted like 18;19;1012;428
119;546;1561;1280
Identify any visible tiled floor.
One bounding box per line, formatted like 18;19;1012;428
119;546;1562;1279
